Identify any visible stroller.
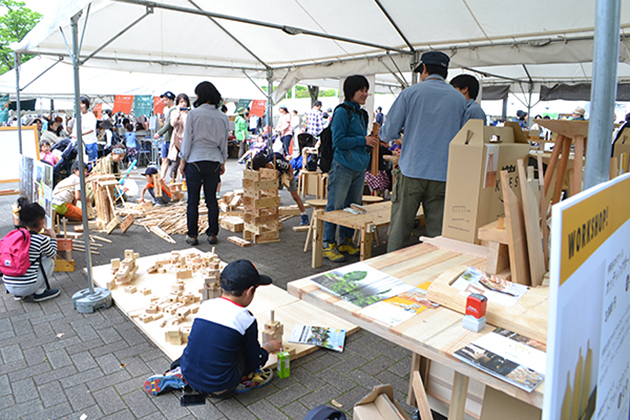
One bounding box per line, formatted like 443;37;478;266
52;139;78;186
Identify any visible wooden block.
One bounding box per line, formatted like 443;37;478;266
139;287;151;295
152;174;162;197
105;216;120;234
56;238;73;251
54;258;75;272
501;170;531;285
189;304;200;314
228;236;252;247
171;283;185;291
244;222;279;235
124;286;137;294
176;270;192;280
138;314;153;323
146;305;158;314
279;206;304;216
517;160;546;287
242;195;280;209
292;225;309;232
243;169;261;181
243;211;278;225
219;216;245;232
120;214;135;233
175;307;191;319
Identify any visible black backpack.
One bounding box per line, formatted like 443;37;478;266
318;104;368;173
303;405;346;420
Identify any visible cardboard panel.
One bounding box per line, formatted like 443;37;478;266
443;120;532;244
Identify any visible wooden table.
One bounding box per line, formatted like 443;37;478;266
311;201;423;268
290;242;544;419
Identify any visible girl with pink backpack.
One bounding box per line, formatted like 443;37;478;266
1;198;59;302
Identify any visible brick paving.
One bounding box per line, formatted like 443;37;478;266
0;158;436;420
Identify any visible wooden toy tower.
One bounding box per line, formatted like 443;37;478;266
242;167;281;244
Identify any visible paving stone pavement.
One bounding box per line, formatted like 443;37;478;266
0;158;435;420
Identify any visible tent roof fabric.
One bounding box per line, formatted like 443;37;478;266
12;0;630;101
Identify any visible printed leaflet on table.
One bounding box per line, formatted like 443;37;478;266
309;262;414;307
451;266;528;307
453;327;546;393
358;282;439;327
289;325;346;352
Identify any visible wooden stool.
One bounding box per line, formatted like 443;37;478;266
299;171;324;199
362;195;384;204
304;199;328;252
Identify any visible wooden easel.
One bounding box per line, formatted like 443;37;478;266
535;119;588;207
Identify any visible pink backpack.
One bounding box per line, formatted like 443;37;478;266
0;228;31;276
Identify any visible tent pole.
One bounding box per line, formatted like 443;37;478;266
410;52;419;85
585;0;620;189
266;70;273;150
69;11;112;314
502;97;508;120
15;53;21;151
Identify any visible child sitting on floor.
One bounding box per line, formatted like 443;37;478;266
144;260;282;397
139;167;171;206
2;197;59;302
52;161;87;221
252;152;309;226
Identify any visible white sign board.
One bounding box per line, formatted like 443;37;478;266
0;126;40;183
543;173;630;420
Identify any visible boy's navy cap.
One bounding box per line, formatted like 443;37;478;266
141;167;158;176
221;260;272;291
161;91;176;100
414;51;450;72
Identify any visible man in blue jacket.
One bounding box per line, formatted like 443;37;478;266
323;75;379;262
381;51;465;252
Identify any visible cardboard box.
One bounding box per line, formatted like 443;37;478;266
442;120;532;244
613;126;630;175
353;384;412;420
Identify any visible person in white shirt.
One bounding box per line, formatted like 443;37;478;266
71;96;98;161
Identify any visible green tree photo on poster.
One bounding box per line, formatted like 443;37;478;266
0;0;42;75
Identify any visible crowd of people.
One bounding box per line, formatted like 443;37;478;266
4;60;615;406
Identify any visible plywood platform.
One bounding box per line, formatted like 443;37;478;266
91;249;358;367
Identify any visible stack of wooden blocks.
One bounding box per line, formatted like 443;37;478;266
242;168;281;244
91;174;120;233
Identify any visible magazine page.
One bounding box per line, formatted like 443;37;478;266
359;283;439;327
453;328;546;392
288;325;346;352
309;262;414;307
450;266;528;307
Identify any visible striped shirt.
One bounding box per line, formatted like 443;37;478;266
2;233;57;286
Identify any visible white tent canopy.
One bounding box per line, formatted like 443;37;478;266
12;0;630;103
0;56;267;101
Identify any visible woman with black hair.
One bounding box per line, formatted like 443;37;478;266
322;75;379;262
180;82;229;245
2;198;59;302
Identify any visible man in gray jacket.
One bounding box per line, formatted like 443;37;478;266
154;91;176;177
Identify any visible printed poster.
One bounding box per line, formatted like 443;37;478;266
543;173;630;420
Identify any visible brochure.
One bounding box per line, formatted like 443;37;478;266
450;266;528;307
288;325;346;352
453;328;546;393
358;282;439;327
309;262;414;307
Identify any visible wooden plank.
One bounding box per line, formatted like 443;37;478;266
227;236;252;247
120;214;135;233
412;370;435;420
553;137;573;205
312;210;325;268
543;134;564;198
426;266;548;343
478;220;508;244
501;170;530;285
517;160;545;287
572;135;585;195
485;242;509;275
105;216;120;234
420;236;488;259
292;225;309;232
534;119;589;139
449;372;469;420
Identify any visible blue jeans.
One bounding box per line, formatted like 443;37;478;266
85;142;98;161
185;161;221;237
281;135;292;156
323;160;365;245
